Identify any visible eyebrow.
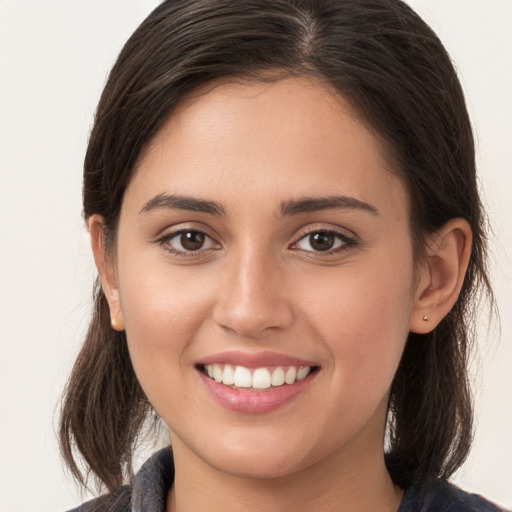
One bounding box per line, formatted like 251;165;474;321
139;193;378;217
280;196;379;216
139;193;225;216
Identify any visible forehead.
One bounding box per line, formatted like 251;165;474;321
127;77;409;219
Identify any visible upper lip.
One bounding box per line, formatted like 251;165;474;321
198;350;318;368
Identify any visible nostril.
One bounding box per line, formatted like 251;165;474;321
212;301;294;338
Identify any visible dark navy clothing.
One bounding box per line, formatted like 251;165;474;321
68;447;508;512
397;478;507;512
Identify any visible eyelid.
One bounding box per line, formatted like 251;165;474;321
153;223;357;257
289;225;357;253
155;225;221;256
153;221;221;243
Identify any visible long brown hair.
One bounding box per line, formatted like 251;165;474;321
60;0;493;493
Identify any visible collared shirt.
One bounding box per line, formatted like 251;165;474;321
68;447;508;512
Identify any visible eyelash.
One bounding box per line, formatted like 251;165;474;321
156;227;357;257
291;229;357;255
157;228;219;257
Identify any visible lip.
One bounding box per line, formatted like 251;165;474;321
198;350;317;368
196;351;319;414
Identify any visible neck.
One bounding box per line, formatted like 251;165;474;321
167;435;403;512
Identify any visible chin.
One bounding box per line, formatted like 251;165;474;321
181;425;330;481
206;448;311;480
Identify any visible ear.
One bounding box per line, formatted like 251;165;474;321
410;218;472;334
88;215;124;331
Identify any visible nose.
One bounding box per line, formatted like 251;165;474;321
212;250;294;338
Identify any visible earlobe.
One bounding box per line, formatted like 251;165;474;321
88;215;125;331
410;218;472;334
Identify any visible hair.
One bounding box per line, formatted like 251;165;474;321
60;0;493;495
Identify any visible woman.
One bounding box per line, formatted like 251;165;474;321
60;0;507;510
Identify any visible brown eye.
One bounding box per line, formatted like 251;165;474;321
180;231;205;251
309;232;335;251
293;229;353;253
161;229;218;254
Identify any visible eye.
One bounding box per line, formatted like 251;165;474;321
159;229;219;254
293;230;354;253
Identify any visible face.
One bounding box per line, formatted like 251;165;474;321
107;78;422;479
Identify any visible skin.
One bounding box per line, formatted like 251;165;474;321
91;77;472;512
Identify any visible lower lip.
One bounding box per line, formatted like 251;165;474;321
198;370;317;414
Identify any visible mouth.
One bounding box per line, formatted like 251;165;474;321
196;351;321;413
198;363;320;391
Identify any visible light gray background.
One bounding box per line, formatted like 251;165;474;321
0;1;511;510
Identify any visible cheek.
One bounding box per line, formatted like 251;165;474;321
116;256;216;389
118;272;216;429
302;251;415;386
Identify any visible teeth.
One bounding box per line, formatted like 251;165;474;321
252;368;272;389
213;364;223;382
271;367;285;386
284;366;296;384
296;366;310;381
203;364;312;389
223;364;235;385
233;366;252;388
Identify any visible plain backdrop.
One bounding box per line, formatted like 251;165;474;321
0;1;511;510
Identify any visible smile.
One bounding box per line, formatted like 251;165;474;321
197;351;320;413
202;364;313;390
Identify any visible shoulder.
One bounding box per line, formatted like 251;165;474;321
65;447;174;512
399;478;509;512
64;486;131;512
